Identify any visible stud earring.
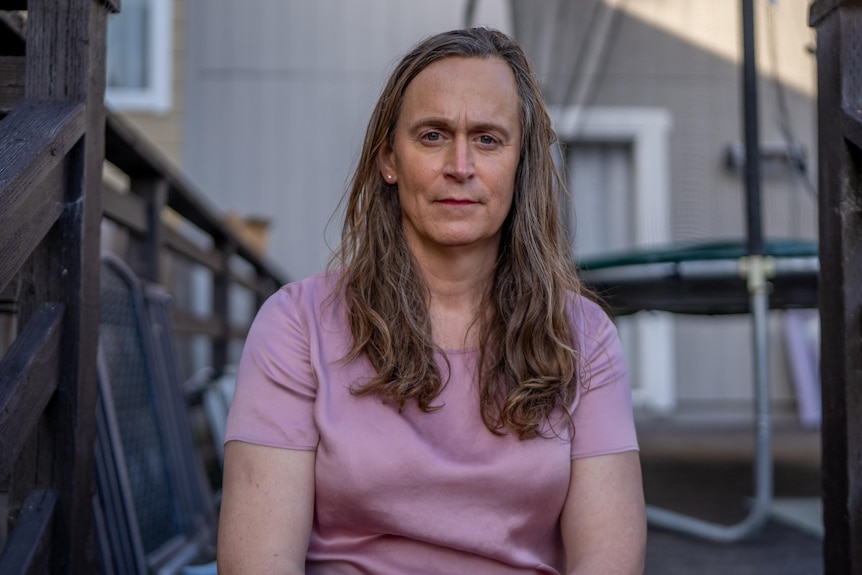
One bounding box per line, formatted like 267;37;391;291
387;174;393;180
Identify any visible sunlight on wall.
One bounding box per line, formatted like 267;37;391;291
616;0;816;97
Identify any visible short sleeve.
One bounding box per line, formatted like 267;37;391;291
224;285;319;450
568;298;639;459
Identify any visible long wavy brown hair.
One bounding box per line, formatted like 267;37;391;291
329;27;587;440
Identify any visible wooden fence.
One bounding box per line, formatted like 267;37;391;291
810;1;862;573
0;1;285;573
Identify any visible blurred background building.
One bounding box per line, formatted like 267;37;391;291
104;0;818;429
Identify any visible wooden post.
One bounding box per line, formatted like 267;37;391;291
809;1;862;573
213;238;236;373
11;0;114;572
131;177;169;283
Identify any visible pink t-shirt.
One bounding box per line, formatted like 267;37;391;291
225;272;638;574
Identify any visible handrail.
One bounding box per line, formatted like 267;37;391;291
0;304;64;480
0;1;109;571
0;99;86;292
104;112;285;284
101;109;287;370
0;2;286;572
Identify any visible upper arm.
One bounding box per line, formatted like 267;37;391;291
560;451;646;575
217;440;316;575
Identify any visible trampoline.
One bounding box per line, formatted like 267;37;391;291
567;0;819;542
578;239;818;316
577;240;818;544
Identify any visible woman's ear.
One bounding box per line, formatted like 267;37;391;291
377;145;397;184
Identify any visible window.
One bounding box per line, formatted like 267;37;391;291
552;107;675;414
105;0;173;113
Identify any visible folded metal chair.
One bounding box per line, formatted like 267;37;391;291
95;254;217;574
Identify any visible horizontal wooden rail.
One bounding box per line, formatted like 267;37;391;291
102;183;148;235
103;184;272;295
0;161;65;294
809;0;850;25
0;490;58;574
0;1;29;11
843;106;862;151
105;112;284;281
163;226;225;274
229;268;262;293
0;56;24;111
171;310;225;338
0;303;64;481
0;99;86;293
105;114;226;237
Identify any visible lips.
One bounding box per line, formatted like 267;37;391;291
437;199;478;206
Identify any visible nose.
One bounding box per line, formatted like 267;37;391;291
445;135;474;182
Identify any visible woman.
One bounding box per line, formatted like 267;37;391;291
218;27;646;574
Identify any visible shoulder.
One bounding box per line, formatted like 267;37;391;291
564;291;625;390
249;270;347;343
260;270;344;318
270;270;343;307
565;291;615;340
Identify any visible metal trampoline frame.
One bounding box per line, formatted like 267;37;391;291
578;0;818;542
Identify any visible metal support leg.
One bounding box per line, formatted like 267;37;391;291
646;255;774;542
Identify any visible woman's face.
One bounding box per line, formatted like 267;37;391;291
379;56;522;262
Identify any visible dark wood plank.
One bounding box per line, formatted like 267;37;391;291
0;490;58;575
809;0;851;26
163;225;225;273
0;99;86;218
0;303;63;481
0;11;26;57
11;2;111;572
229;323;251;341
843;106;862;151
810;2;862;573
0;158;65;295
212;242;235;369
105;113;220;235
229;269;261;292
131;177;168;283
105;112;286;284
0;1;28;10
102;182;148;235
171;309;225;338
101;0;121;13
0;55;24;111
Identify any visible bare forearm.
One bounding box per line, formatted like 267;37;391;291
567;555;645;575
218;442;315;575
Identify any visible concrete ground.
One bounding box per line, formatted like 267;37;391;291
638;424;822;574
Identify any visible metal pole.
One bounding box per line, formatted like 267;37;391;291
645;0;773;541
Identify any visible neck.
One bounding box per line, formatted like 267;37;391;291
410;244;498;350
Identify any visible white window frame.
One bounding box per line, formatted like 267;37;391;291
550;106;676;414
105;0;173;114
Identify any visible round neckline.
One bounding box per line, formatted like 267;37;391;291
437;347;479;356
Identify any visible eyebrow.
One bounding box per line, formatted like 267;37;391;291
405;117;514;141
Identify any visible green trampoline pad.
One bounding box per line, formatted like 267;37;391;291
576;239;818;316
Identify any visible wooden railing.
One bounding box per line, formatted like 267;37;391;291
0;2;285;573
101;109;285;374
809;1;862;574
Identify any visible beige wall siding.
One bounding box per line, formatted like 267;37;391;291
593;4;817;244
514;0;818;422
114;0;187;171
591;1;816;418
122;0;818;424
182;0;512;280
